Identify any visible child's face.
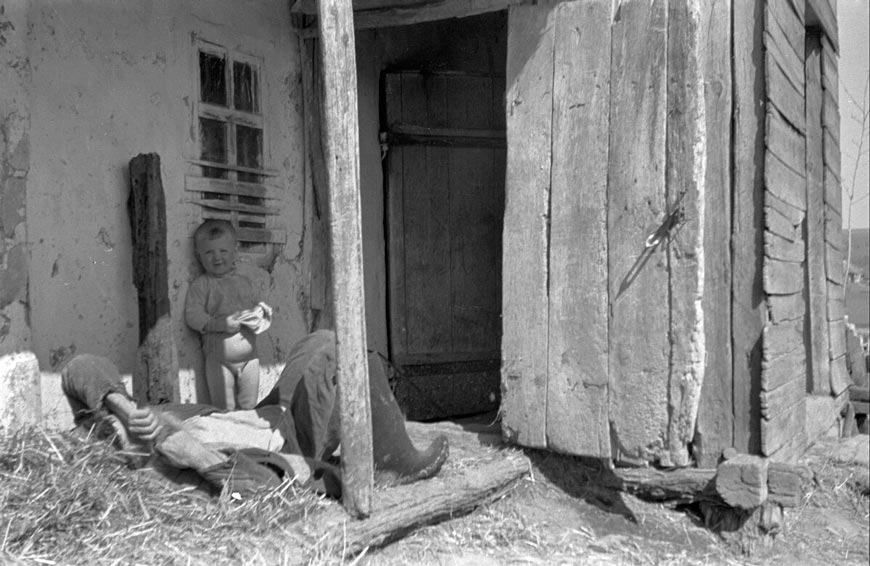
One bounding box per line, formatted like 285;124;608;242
195;232;236;277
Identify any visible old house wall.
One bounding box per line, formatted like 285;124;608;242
0;2;31;356
22;0;308;404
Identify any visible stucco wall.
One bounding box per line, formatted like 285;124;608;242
24;0;308;403
0;2;32;356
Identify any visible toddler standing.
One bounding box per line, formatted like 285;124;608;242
184;219;272;410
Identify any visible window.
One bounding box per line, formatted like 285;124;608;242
188;39;284;255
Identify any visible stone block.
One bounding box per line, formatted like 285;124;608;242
716;453;769;509
0;351;41;430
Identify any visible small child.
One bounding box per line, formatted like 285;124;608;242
184;219;272;410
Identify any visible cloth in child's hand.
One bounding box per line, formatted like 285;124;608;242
236;302;272;335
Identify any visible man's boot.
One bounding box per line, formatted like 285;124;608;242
368;353;448;484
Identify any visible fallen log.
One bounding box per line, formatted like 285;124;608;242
598;453;810;511
296;451;529;559
603;466;718;505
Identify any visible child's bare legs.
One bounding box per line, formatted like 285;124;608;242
205;355;259;410
235;358;260;410
205;354;236;410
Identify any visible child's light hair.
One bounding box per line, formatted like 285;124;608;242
193;219;236;245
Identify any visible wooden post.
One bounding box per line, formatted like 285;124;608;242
127;153;179;405
731;0;765;455
315;0;374;518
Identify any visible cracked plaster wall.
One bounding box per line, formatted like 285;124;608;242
20;0;309;403
0;2;31;356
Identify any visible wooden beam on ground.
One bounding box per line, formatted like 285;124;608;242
127;153;179;405
298;452;529;559
316;0;374;519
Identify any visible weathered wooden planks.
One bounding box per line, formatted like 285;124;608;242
695;0;733;468
765;151;806;212
764;258;804;295
764;231;805;263
766;110;806;177
768;292;805;324
545;0;610;458
665;0;706;468
805;34;831;394
607;0;669;465
316;0;373;518
501;0;556;448
732;0;766;455
761;0;809;462
761;378;806;458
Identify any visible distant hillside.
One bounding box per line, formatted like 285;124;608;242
844;227;870;278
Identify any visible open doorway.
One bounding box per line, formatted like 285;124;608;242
356;13;507;421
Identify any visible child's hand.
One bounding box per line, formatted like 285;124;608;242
225;313;242;333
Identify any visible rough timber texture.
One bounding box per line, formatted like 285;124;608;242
819;33;847;400
693;0;732;469
316;0;374;518
545;0;611;458
732;0;766;456
804;34;831;394
501;0;555;448
127;154;179;405
761;0;807;461
664;0;706;468
607;0;670;465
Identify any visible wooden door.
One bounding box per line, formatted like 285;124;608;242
383;71;506;421
501;0;708;466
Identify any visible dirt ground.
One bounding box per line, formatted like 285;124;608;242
355;429;869;566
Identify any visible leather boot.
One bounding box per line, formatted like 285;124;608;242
368;352;448;484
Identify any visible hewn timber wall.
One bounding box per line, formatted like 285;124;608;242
761;0;846;461
819;33;849;396
761;0;808;460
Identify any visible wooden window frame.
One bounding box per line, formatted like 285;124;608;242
188;36;286;256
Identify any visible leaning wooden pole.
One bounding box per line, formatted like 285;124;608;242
127;153;179;405
315;0;374;518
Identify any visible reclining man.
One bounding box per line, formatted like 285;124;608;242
61;330;449;498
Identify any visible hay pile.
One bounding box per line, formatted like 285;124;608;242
0;426;331;565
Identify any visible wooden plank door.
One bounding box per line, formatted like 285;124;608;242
502;0;709;465
383;71;505;421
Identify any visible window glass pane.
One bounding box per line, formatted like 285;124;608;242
233;61;259;113
236;125;263;170
200;51;227;106
199;118;227;178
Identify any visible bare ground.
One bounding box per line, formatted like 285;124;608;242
356;432;869;566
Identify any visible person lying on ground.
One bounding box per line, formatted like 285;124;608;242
61;330;449;498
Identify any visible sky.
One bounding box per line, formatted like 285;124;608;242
838;0;870;230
